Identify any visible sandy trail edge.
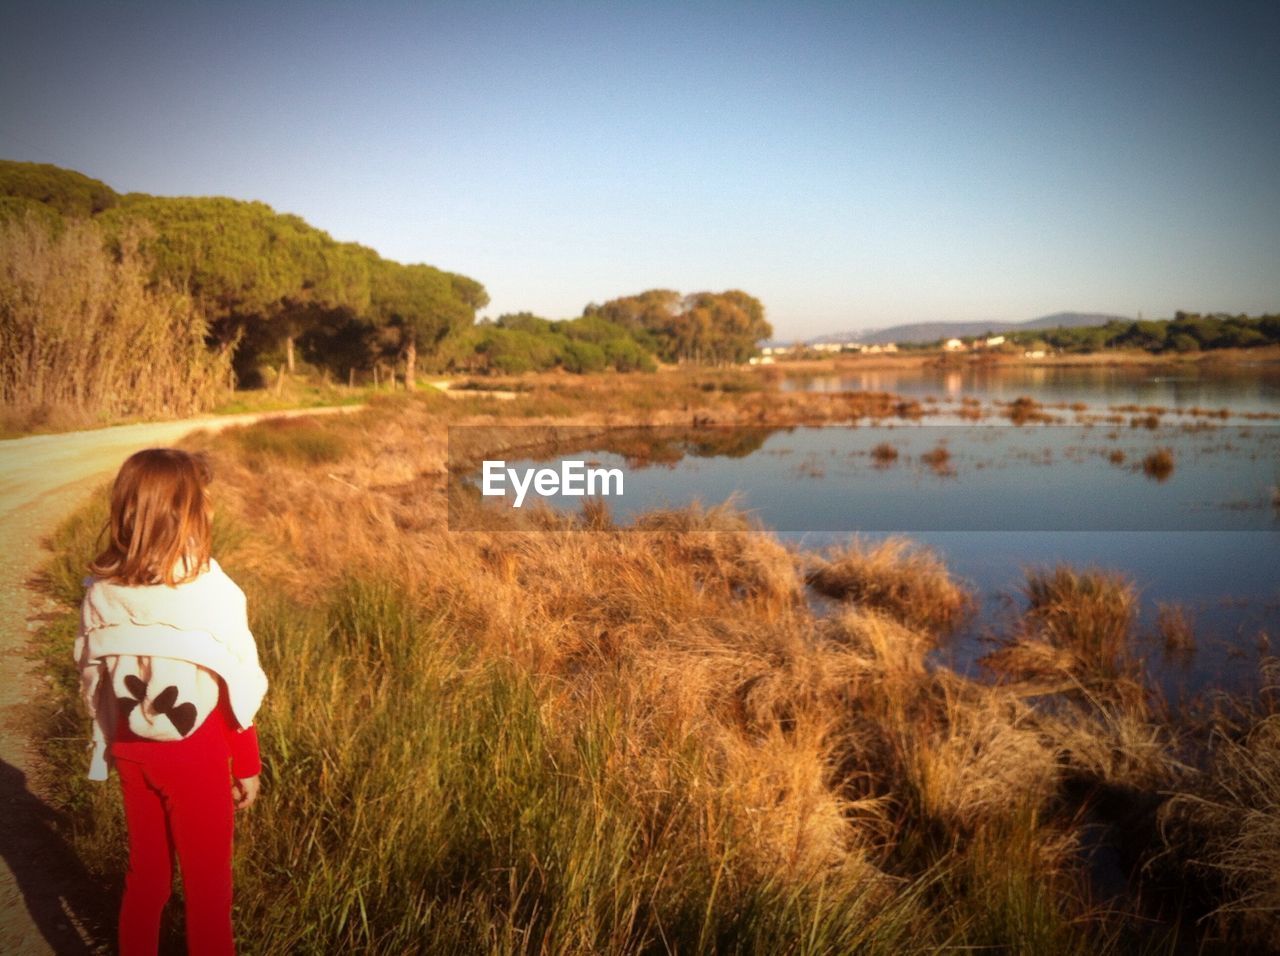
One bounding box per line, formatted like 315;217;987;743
0;406;360;955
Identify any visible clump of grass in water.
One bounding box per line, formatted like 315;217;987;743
920;443;954;476
1156;601;1196;656
1007;395;1051;425
871;442;899;466
1020;565;1137;680
1142;447;1175;481
806;535;970;634
794;453;826;478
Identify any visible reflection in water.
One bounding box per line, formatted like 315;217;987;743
467;421;1280;699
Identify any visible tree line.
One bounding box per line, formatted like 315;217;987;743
584;289;771;365
1003;312;1280;354
1;161;773;410
1;161;488;389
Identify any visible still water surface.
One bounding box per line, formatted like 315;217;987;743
782;363;1280;416
487;421;1279;698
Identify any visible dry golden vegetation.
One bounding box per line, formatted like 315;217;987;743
1142;448;1176;481
31;375;1280;952
870;441;899;465
805;536;971;634
1156;663;1280;951
1155;602;1197;656
0;215;231;433
1004;396;1058;426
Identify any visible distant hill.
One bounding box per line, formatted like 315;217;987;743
805;312;1131;347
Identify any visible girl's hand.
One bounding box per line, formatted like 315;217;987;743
232;775;260;810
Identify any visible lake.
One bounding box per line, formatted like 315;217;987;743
782;362;1280;417
457;367;1280;701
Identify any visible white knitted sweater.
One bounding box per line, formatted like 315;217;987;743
76;558;269;781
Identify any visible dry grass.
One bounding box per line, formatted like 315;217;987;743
229;415;360;466
871;441;899;465
29;391;1235;953
906;689;1059;831
1158;661;1280;949
1048;700;1178;791
919;444;954;476
1014;565;1138;680
805;536;971;634
1142;447;1175;481
0;215;231;432
1006;396;1055;425
1156;602;1197;655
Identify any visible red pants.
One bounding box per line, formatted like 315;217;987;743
115;746;236;955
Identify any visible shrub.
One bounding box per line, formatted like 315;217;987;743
603;337;656;372
561;339;608;373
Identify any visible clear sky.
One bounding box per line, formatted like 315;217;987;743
1;0;1277;338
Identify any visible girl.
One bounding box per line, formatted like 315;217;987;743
75;448;269;956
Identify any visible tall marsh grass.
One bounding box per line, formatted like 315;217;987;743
31;397;1260;953
1018;565;1138;680
1157;660;1280;949
805;536;970;634
0;215;230;432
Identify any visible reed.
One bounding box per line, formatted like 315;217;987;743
1158;662;1280;949
1018;565;1138;679
0;215;230;433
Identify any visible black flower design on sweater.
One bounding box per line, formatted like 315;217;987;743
119;674;200;737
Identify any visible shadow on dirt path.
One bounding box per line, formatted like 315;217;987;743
0;759;110;954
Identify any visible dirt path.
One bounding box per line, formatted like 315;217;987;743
0;407;359;955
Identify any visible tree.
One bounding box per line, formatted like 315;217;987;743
447;272;489;313
369;258;481;388
0;161;492;388
0;160;119;217
586;289;682;336
98;196;373;373
584;288;770;365
495;312;554;334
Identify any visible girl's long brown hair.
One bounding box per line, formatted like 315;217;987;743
90;448;213;586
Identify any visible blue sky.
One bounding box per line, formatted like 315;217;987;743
1;0;1277;338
